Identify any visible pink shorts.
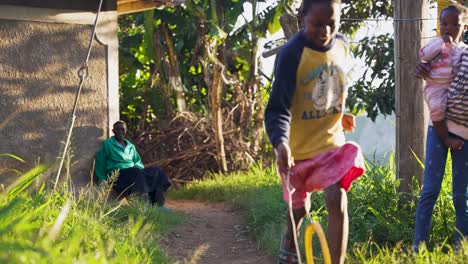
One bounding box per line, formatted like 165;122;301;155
280;142;365;209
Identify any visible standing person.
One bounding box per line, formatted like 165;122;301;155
264;0;365;263
94;121;171;209
414;4;468;252
418;4;466;150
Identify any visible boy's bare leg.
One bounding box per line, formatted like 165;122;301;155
325;183;348;264
433;120;464;150
281;197;311;263
283;208;307;251
284;198;311;250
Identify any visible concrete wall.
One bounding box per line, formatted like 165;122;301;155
0;5;119;187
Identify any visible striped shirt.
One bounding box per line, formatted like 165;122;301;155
446;48;468;140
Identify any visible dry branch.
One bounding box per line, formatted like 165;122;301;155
133;111;256;185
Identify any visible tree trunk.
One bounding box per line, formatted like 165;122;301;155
262;14;299;58
210;0;228;173
153;26;173;118
211;64;228;173
394;0;430;196
248;0;262;153
161;22;187;112
280;14;299;40
141;10;156;129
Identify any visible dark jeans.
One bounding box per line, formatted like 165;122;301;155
414;126;468;251
113;166;171;206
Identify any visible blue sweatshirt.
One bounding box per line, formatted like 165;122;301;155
264;31;350;160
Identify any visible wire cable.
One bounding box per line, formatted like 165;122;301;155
54;0;104;190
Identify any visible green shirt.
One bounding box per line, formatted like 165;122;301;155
94;136;144;180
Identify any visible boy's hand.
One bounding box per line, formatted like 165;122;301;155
442;33;453;44
415;61;432;79
275;142;294;174
342;113;356;132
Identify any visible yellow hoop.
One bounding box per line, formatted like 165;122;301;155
304;221;331;264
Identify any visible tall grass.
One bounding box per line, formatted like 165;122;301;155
0;162;185;263
2;151;463;263
170;157;467;263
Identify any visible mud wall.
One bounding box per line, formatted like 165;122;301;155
0;4;119;187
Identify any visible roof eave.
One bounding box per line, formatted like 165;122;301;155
117;0;185;15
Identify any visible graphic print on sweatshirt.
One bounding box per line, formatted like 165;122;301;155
297;55;346;121
311;63;343;111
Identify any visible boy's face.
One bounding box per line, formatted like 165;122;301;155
302;2;341;47
112;123;127;141
440;10;465;42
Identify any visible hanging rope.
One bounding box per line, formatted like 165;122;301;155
285;171;303;264
54;0;104;190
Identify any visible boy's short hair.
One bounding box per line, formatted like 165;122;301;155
113;120;127;128
301;0;342;15
441;3;468;19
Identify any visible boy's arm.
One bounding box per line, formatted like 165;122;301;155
264;49;298;149
265;48;299;172
94;141;108;181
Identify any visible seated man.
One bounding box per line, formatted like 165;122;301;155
94;120;170;208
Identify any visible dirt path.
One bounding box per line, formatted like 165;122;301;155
161;200;275;264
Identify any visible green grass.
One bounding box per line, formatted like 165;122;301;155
0;166;186;263
170;158;468;263
2;153;465;263
170;164;287;251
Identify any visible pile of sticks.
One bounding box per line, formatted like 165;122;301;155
134;112;255;185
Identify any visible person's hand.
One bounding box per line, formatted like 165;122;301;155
443;136;464;151
275;142;294;175
342;113;356;132
415;61;432;80
442;33;453;44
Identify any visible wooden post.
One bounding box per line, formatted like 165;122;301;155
394;0;431;195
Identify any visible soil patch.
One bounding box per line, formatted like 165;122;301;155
161;199;275;264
